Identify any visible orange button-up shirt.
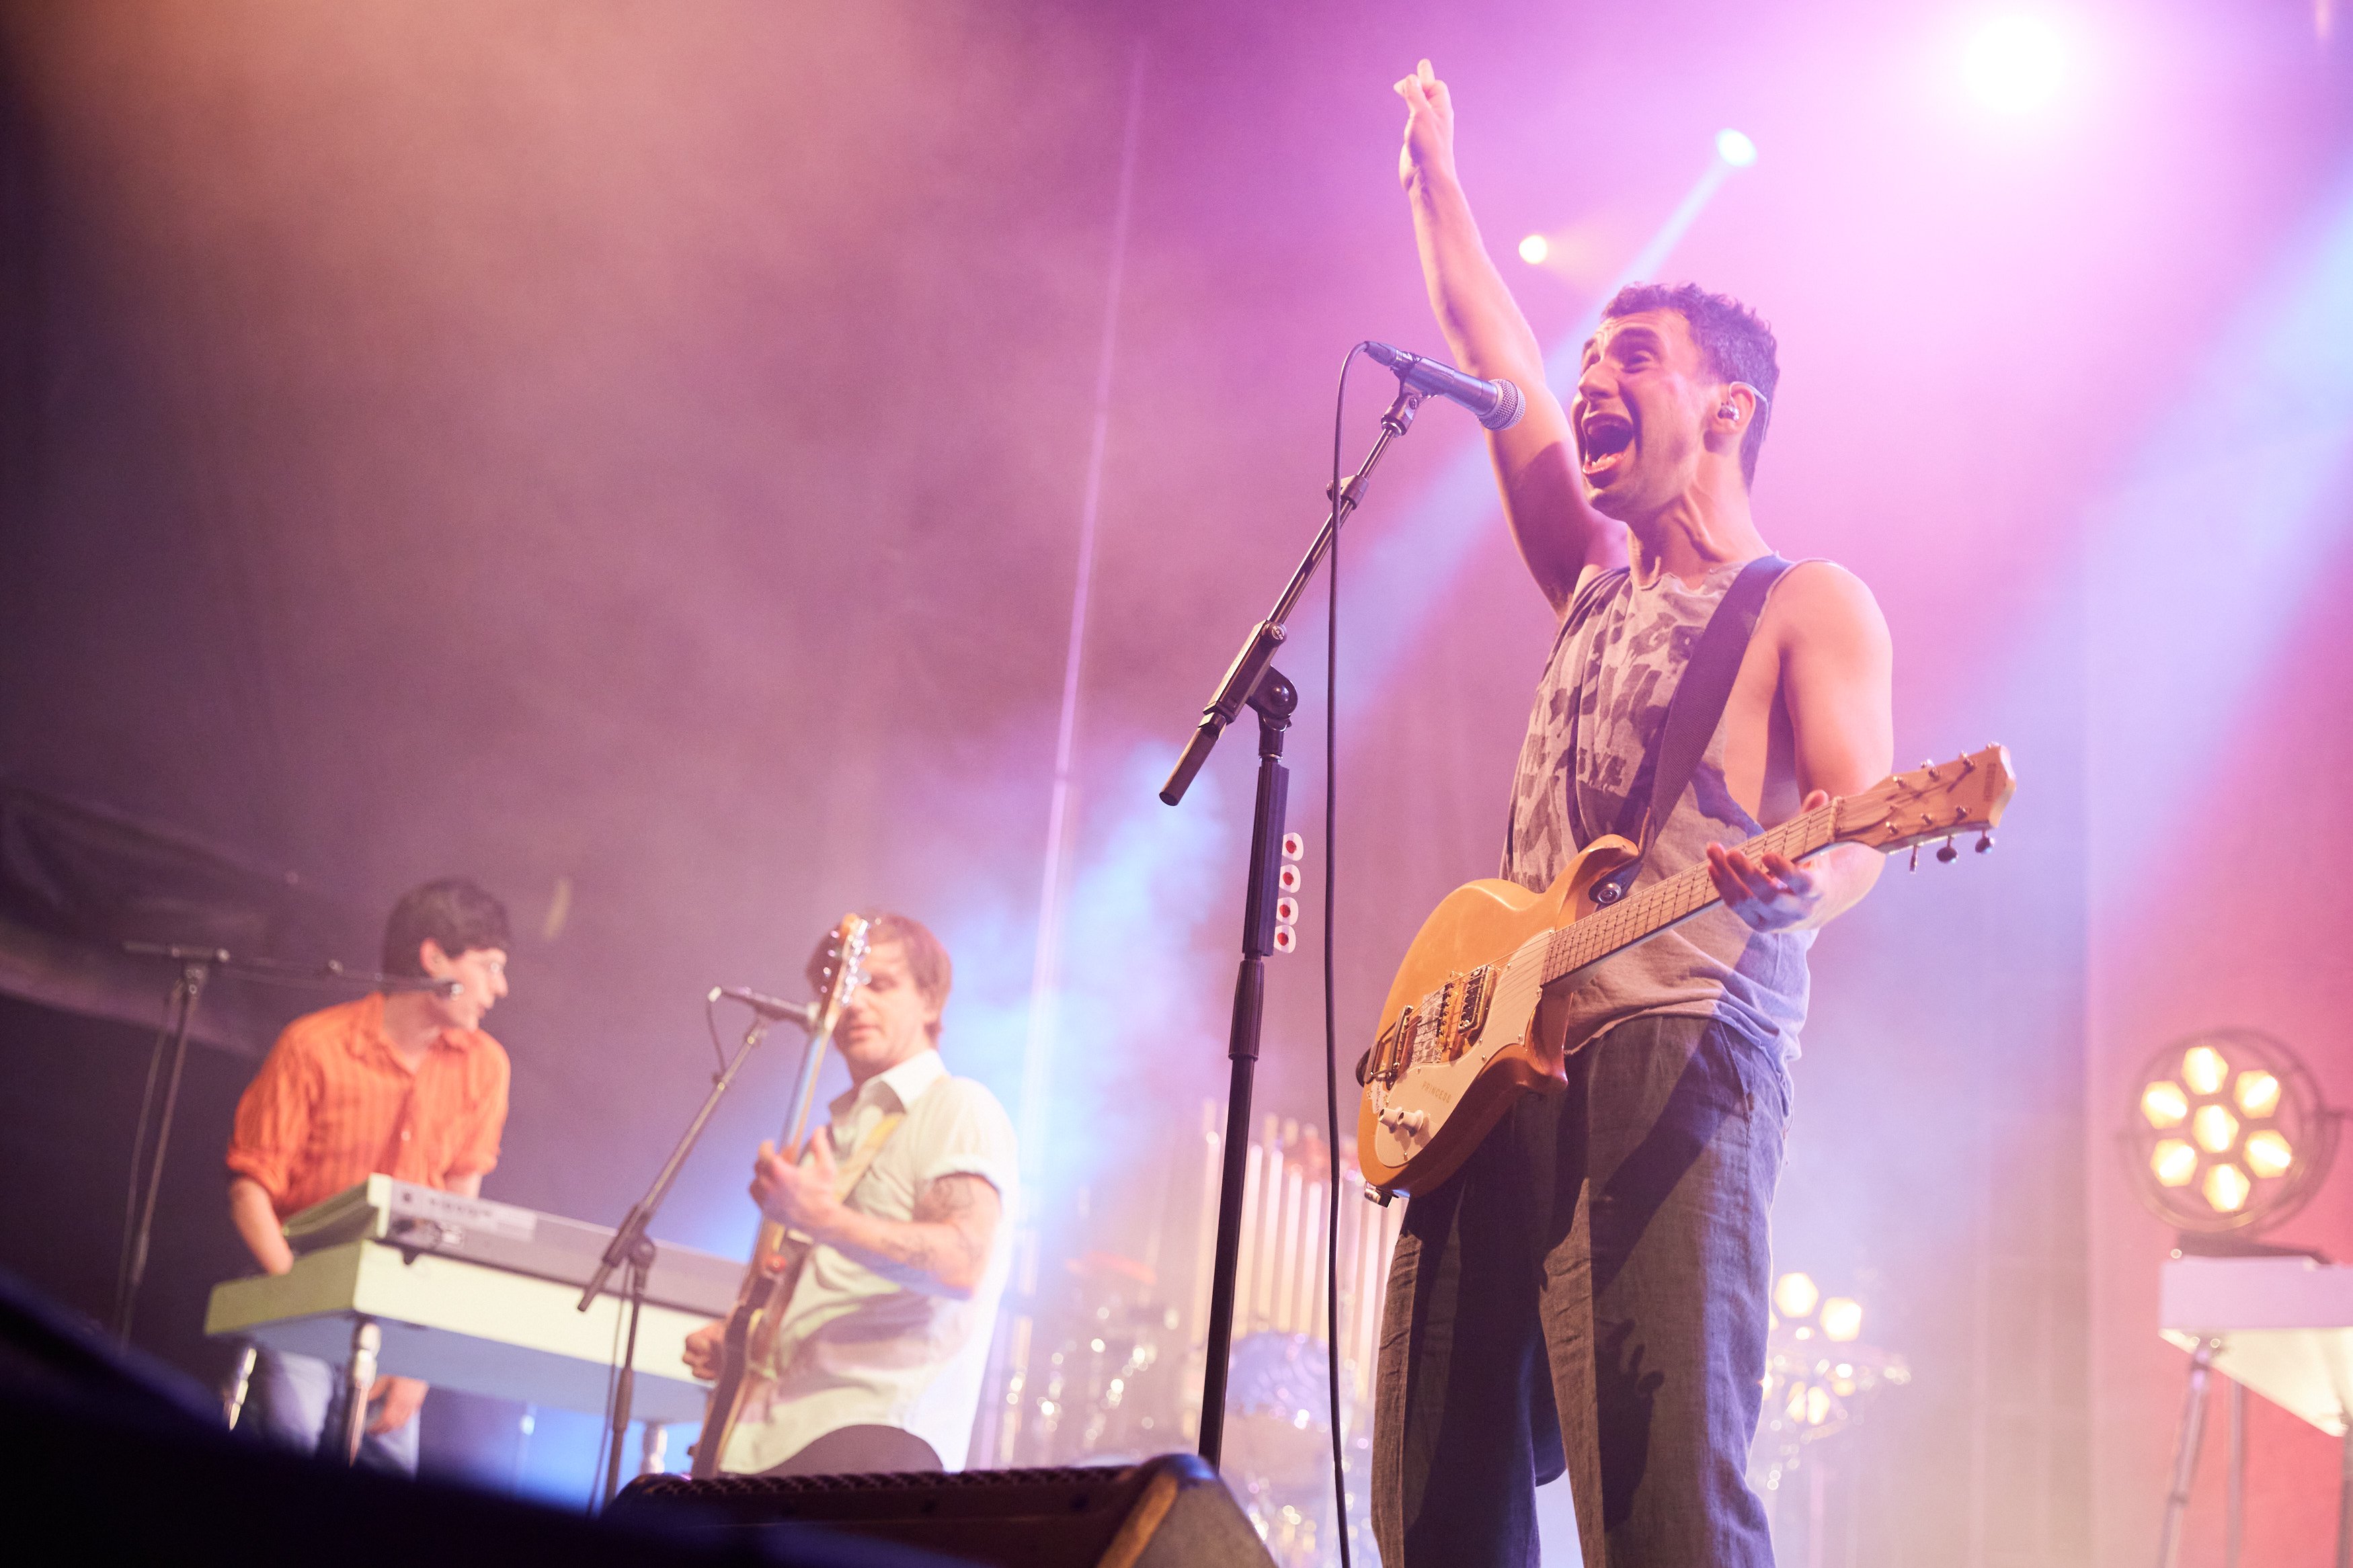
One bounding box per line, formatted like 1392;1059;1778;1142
225;993;510;1219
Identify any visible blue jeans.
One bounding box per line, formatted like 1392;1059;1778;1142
238;1348;420;1476
1371;1014;1789;1568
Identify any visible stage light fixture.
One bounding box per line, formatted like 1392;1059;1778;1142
2120;1029;2338;1239
1715;128;1757;168
1962;15;2066;113
1518;234;1550;265
1753;1272;1908;1499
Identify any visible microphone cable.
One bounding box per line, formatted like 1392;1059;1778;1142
1321;341;1370;1568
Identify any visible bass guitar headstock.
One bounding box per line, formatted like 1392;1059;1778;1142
1834;745;2018;862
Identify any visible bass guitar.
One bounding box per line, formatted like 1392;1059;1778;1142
1358;746;2017;1198
690;913;872;1477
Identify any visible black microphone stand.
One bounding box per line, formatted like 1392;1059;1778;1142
112;942;454;1344
581;1001;787;1503
1164;379;1421;1470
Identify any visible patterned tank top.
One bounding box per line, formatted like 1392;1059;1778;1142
1504;559;1812;1065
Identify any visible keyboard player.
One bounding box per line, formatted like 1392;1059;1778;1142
223;878;514;1474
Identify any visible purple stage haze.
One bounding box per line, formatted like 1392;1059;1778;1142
1;1;2348;1560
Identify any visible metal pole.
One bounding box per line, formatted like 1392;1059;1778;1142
2157;1338;2217;1568
1196;674;1293;1470
2226;1377;2244;1568
115;962;208;1342
341;1317;381;1465
2337;1415;2352;1568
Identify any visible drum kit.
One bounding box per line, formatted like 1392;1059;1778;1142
990;1104;1401;1568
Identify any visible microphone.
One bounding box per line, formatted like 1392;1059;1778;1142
708;986;820;1030
1364;342;1525;430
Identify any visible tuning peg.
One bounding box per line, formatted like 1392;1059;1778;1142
1908;844;1920;873
1975;832;1994;854
1936;837;1958;864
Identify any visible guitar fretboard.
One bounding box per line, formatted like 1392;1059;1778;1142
1538;800;1840;985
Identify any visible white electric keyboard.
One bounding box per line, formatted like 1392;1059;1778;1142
205;1176;744;1424
2160;1252;2353;1436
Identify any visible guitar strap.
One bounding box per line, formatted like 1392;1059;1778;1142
1590;552;1794;906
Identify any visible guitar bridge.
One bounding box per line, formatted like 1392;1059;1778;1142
1445;965;1494;1060
1378;1005;1417;1083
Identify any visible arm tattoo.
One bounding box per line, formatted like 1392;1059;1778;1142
824;1173;1000;1298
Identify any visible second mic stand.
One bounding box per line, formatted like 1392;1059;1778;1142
1165;377;1422;1471
580;1003;779;1503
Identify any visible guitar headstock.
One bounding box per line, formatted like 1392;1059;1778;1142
1835;745;2018;855
811;914;873;1038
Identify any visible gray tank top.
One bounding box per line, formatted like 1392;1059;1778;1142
1504;559;1811;1064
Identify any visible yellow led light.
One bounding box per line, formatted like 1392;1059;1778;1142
2244;1130;2294;1178
1804;1386;1831;1425
2192;1104;2239;1154
2141;1081;2189;1128
2151;1140;2196;1186
1518;234;1550;265
2202;1162;2250;1212
1819;1298;1864;1342
2182;1045;2229;1096
2234;1070;2281;1119
1774;1272;1820;1319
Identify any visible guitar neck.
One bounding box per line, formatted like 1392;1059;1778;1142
1539;800;1841;986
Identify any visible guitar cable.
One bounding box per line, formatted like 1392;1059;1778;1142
1322;342;1367;1568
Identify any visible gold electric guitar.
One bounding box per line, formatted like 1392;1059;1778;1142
1358;746;2018;1198
690;913;871;1478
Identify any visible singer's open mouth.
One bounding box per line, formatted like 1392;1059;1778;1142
1580;413;1634;476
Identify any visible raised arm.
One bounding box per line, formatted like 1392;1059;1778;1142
1396;60;1622;617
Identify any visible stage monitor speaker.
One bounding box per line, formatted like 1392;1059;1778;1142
612;1452;1277;1568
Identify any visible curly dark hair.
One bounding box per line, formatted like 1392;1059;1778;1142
806;911;953;1041
1601;282;1780;487
380;878;512;978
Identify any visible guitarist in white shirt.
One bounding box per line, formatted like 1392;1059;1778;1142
682;913;1016;1475
1375;61;1895;1567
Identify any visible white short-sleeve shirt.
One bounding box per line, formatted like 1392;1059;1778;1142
720;1046;1016;1473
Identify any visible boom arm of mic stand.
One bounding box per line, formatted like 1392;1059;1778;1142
1158;382;1421;807
578;1014;773;1311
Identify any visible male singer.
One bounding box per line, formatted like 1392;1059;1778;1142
1375;60;1895;1567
